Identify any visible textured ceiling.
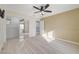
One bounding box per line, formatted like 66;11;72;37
0;4;79;18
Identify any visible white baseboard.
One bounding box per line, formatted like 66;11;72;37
58;38;79;46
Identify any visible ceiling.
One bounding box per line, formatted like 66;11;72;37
0;4;79;19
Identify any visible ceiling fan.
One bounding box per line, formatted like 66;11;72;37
0;9;5;18
33;4;52;15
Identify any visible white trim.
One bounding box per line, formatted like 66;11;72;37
58;38;79;46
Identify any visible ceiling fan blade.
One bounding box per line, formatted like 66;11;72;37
1;10;5;18
45;4;49;9
41;6;43;11
33;6;40;10
34;11;41;13
44;10;52;13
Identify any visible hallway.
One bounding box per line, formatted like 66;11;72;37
1;35;79;54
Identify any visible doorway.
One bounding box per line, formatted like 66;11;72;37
36;19;44;36
36;21;40;35
19;19;25;39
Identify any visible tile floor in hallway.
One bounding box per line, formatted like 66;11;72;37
1;35;79;54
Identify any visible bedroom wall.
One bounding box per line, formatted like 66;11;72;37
43;8;79;43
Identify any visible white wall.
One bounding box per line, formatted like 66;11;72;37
24;20;29;33
29;19;36;37
6;17;20;39
0;18;6;51
40;19;44;35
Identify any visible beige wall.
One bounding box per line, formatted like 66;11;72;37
43;8;79;43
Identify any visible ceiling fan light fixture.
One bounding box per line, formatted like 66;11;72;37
33;4;52;15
